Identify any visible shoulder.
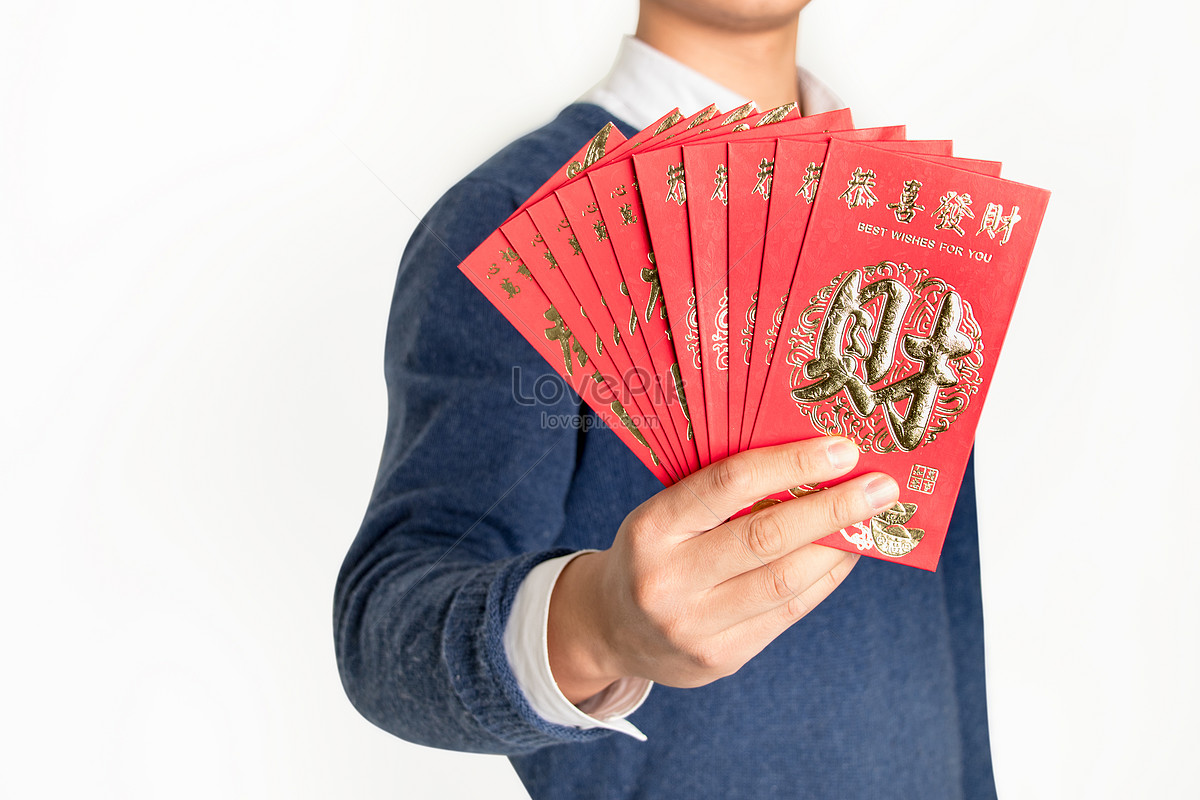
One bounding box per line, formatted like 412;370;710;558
404;103;630;279
396;102;634;312
387;104;632;377
464;102;634;202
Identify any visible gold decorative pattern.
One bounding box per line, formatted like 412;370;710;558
712;289;729;371
591;370;659;466
652;110;685;137
686;105;718;129
670;363;692;441
869;501;925;557
786;261;984;453
740;290;757;364
684;289;702;370
763;294;787;365
566;123;614;179
754;102;796;126
720;102;756;125
837;499;924;557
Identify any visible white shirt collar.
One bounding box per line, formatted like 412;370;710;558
579;35;843;130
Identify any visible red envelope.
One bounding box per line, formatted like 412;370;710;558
457;107;1050;572
524;194;692;475
633;144;714;466
684;141;733;462
584;158;702;472
456;126;676;485
737;128;912;451
740;141;1006;452
726;140;778;455
501;211;686;481
738;138;836;452
748;140;1050;569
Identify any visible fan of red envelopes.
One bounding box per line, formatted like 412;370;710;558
456;101;1049;571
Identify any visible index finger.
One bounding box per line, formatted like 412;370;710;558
645;437;860;536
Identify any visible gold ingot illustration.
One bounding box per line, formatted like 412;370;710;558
869;501;925;558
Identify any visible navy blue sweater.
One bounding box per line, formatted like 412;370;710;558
334;103;997;799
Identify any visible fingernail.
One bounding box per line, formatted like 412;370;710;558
864;477;899;512
827;439;858;470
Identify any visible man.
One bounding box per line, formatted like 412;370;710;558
335;1;996;797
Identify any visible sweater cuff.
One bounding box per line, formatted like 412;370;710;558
441;549;619;751
503;552;651;740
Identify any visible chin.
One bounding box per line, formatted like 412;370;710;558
646;0;815;32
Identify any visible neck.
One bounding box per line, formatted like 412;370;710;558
635;2;802;113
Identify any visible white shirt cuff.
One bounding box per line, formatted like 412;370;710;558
503;551;652;741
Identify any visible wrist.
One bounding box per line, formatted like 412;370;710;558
547;551;624;704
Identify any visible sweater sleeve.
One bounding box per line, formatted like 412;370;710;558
333;176;617;754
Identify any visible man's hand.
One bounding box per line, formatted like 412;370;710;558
547;437;899;703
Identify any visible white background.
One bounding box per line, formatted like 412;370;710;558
2;0;1196;797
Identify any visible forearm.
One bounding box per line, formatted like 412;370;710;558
334;535;593;753
334;175;621;754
